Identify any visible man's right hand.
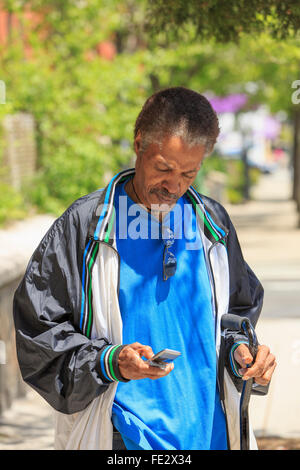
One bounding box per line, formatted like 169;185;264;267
118;342;174;381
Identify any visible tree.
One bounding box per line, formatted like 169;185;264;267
0;0;151;215
145;0;300;42
1;1;300;222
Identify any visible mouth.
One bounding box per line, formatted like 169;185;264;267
153;191;178;204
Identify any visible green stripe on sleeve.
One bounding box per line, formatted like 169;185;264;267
86;242;99;338
108;344;122;381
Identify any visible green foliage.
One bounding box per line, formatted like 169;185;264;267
0;0;150;216
225;160;261;204
145;0;300;43
192;153;226;194
225;159;245;203
0;182;27;225
0;0;299;223
193;155;262;204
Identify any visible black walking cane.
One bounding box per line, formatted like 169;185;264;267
221;314;258;450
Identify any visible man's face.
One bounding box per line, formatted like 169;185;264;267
134;133;206;208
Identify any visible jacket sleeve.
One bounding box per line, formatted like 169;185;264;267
226;217;264;328
202;196;267;394
221;211;268;395
13;199;128;415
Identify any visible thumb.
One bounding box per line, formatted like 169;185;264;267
234;343;253;368
141;345;155;360
129;342;154;360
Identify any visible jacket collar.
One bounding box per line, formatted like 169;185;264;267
88;168;229;245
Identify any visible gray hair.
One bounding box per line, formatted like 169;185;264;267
134;87;220;158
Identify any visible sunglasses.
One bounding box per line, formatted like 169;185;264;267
161;226;177;281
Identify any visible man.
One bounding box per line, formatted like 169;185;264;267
13;87;276;450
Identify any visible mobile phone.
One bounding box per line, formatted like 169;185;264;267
147;349;181;369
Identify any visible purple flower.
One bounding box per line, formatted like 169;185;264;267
260;116;281;139
208;94;248;113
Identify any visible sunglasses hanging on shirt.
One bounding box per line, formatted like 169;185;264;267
161;226;177;281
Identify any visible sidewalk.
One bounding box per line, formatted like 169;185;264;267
0;162;299;449
0;387;54;450
225;162;300;439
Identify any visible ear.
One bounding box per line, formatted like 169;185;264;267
134;131;142;157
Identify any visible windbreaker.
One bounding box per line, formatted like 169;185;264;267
13;168;267;450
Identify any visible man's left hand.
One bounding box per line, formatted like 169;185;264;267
234;344;277;385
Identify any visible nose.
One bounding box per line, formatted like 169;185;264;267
161;176;181;196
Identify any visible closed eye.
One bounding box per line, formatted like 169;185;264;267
157;167;170;172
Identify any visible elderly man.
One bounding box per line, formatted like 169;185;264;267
13;87;276;450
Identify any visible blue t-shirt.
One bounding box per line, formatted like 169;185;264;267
112;179;227;450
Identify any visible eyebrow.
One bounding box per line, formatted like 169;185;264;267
156;159;199;173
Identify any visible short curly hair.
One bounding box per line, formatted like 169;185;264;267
134;87;220;157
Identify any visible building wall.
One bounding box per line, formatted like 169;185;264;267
2;113;37;189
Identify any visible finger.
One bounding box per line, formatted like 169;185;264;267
130;343;154;359
143;360;174;373
254;361;277;385
120;361;174;381
234;343;253;368
119;344;174;380
140;346;155;360
239;353;275;378
259;352;276;377
144;362;174;379
129;342;143;349
121;357;165;378
118;346;145;369
240;345;271;380
142;360;173;373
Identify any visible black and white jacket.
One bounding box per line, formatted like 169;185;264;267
13;168;267;450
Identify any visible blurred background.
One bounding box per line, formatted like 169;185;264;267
0;0;299;450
